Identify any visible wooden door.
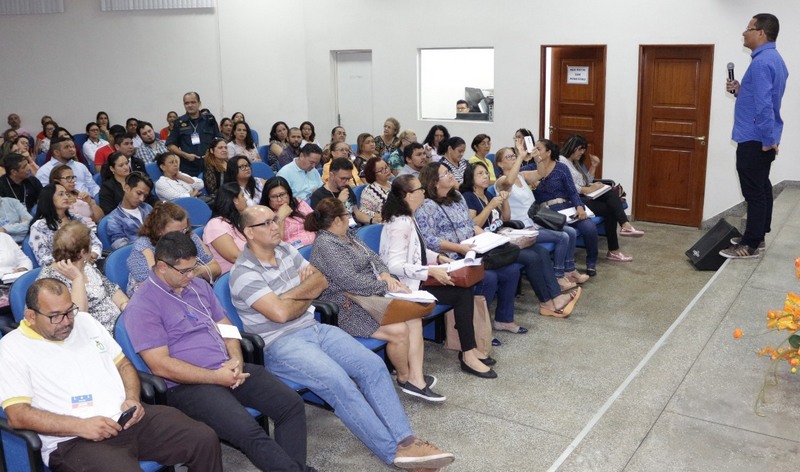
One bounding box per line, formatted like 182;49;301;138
633;45;713;227
541;46;606;174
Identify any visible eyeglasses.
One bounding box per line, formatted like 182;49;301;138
57;176;77;182
744;27;761;33
248;216;280;228
269;191;288;201
409;187;424;193
502;153;518;161
438;171;453;180
376;166;391;174
32;304;79;324
162;259;199;275
238;164;251;170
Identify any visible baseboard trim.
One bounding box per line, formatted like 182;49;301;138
700;180;800;230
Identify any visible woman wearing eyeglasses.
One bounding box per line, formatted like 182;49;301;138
203;182;248;274
381;175;497;378
224;156;264;207
49;165;104;224
307;197;446;401
29;183;103;267
155;152;204;201
359;157;392;219
37;221;128;334
415;162;525;333
259;176;316;248
127;202;220;295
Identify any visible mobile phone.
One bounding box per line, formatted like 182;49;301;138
117;405;136;426
524;136;534;153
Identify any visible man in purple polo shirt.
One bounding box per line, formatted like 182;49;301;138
125;231;313;472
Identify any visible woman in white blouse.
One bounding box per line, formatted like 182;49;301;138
154;152;203;201
227;121;260;163
0;231;32;308
379;175;497;379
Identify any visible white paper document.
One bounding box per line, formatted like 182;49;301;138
557;207;596;223
585;184;612;199
385;290;438;303
460;232;510;253
1;271;26;284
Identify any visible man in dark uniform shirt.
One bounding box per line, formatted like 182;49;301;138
0;153;42;212
165;91;222;177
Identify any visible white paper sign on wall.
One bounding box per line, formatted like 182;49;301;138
567;66;589;85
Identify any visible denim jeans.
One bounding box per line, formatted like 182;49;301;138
517;245;561;302
264;324;412;464
568;218;599;268
474;263;522;323
736;140;775;248
536;228;575;276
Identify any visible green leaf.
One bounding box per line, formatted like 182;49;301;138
789;335;800;349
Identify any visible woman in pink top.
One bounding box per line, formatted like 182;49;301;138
260;176;315;249
203;182;247;274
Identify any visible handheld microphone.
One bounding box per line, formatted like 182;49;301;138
727;63;735;94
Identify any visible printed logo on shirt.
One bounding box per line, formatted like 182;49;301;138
92;338;107;352
71;394;93;410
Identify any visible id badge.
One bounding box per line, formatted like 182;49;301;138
190;133;201;145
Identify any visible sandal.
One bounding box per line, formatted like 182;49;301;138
620;226;645;237
492;321;529;334
607;251;633;262
558;277;577;291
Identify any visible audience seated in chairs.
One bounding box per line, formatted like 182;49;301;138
36;136;99;198
203;182;247;274
106;172;155;250
438;136;469;184
299;121;320;149
93;124;126;168
0;153;42;212
7;135;40;176
229;121;261;164
532;139;600;276
37;221;128;333
0;195;32;243
125;231;312;472
0;231;32;310
230;204;455;470
277;127;304;169
29;183;102;266
416;162;525;333
380;175;498;378
374;118;401;159
0;278;223;471
494;144;588;288
468;134;498;184
203;137;229;198
307;197;446;401
82;121;109;165
100;152;159;216
397;142;427;177
127;202;220;294
560;133;644;263
386;129;417;175
462;162;582;320
322;141;364;186
225;155;264;207
359;157;392;221
266;121;290;172
354;132;377;173
50;164;104;224
154;152;204;201
422;124;449;162
134;121;169;166
260;176;316;249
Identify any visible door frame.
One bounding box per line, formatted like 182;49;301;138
632;44;714;227
539;45;607;172
331;49;373;129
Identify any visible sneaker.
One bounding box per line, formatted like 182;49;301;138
400;381;446;402
397;375;437;390
719;244;760;259
730;237;765;253
394;439;455;469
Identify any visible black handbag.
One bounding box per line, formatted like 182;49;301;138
528;204;566;231
480;242;520;270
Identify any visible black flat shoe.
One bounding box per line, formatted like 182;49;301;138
460;359;498;379
479;356;497;366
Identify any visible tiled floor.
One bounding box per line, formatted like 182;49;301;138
221;188;800;471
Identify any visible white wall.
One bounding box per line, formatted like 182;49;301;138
1;0;797;222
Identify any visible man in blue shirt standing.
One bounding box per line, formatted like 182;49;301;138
721;13;788;259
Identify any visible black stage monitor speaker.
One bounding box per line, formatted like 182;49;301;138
685;218;742;271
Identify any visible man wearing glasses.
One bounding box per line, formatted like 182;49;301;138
0;278;222;471
36;136;100;197
125;232;312;471
230;205;455;470
720;13;788;259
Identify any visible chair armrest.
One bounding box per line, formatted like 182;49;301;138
137;371;168;405
0;415;44;471
502;220;525;229
239;333;265;366
312;300;339;326
596;178;616;186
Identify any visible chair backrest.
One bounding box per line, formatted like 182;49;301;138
251;161;274;180
104;245;134;289
356;224;383;253
35;152;47;166
114;311;152;373
72;133;89;151
97;215;113;252
192;225;204;240
144;162;163;185
9;268;42;322
212;273;246;331
250;129;260;147
297;244;313;261
21;235;38;268
172;197;212;226
352;184;366;206
93;173;102;185
486;186;497;198
257;145;269;163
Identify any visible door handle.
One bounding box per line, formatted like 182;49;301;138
694;135;706;145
